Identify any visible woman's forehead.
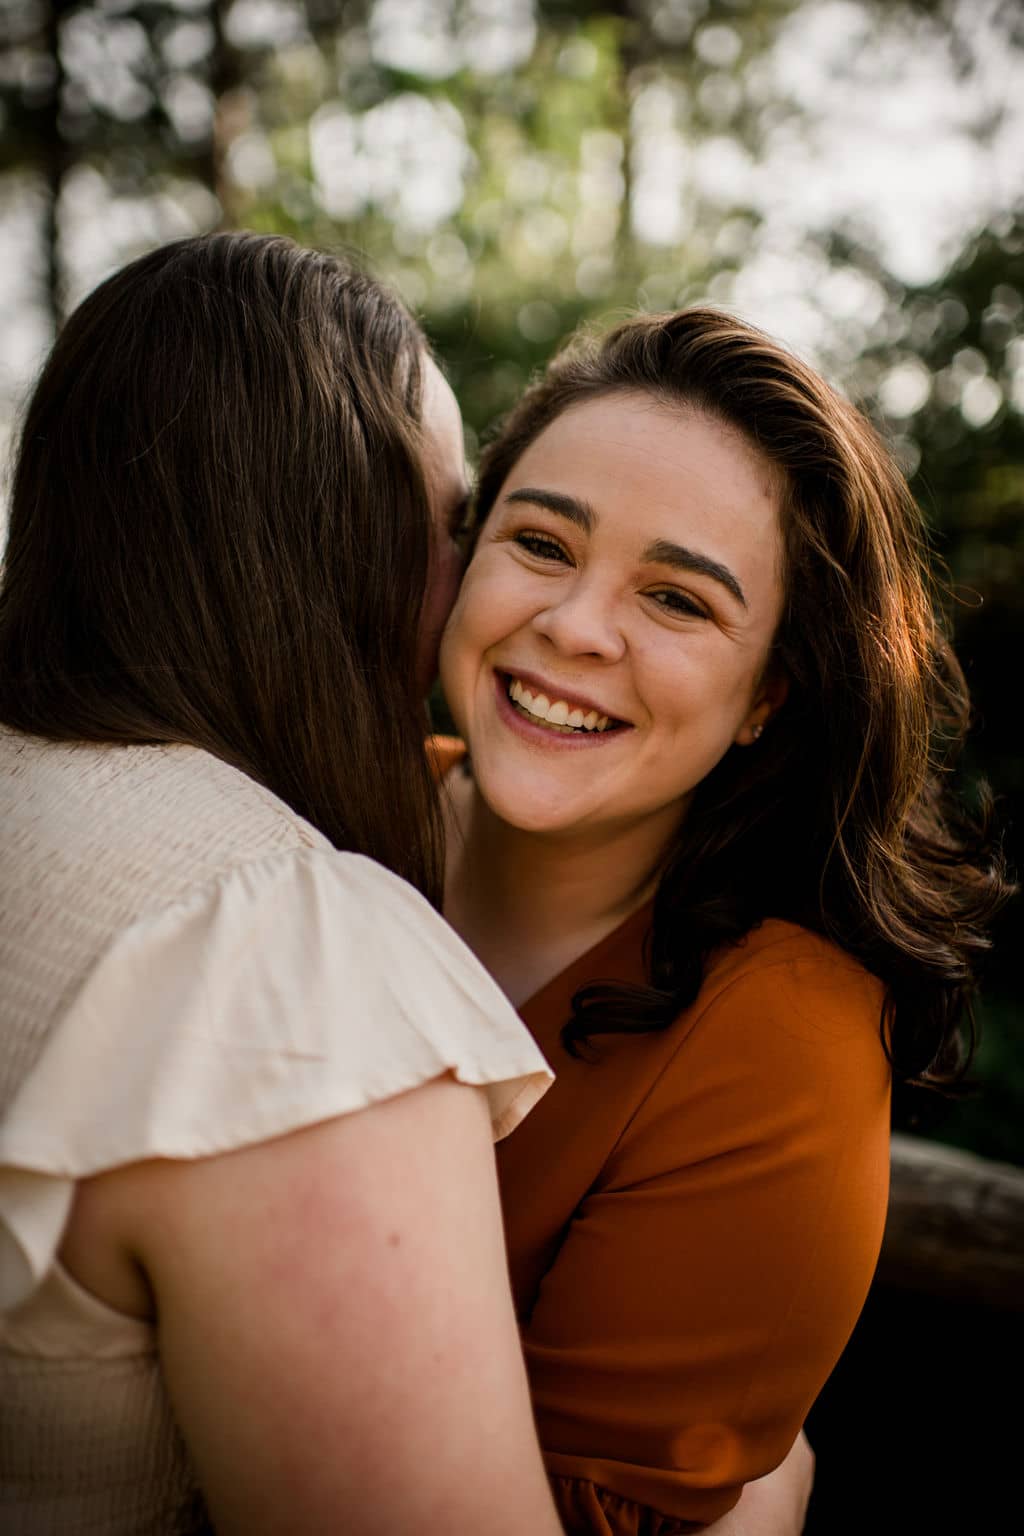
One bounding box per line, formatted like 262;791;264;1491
504;394;781;545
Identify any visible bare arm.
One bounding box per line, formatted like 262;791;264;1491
86;1076;563;1535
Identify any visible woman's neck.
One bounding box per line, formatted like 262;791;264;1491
442;767;675;1008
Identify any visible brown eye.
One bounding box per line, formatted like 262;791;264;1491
515;532;571;563
648;589;709;619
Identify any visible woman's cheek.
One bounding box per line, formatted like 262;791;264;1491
440;546;519;678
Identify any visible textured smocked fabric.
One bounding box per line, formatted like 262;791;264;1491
0;727;552;1535
433;737;892;1534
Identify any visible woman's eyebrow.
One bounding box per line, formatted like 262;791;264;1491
642;538;747;607
503;487;746;607
504;486;595;533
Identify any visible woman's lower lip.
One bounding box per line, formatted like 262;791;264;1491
492;672;628;749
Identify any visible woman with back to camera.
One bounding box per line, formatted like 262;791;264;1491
436;307;1011;1532
0;231;568;1535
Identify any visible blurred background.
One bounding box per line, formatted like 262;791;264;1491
0;0;1021;1166
1;5;1022;1528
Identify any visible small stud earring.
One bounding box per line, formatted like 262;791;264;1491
751;723;764;740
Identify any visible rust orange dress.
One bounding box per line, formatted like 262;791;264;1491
433;740;892;1533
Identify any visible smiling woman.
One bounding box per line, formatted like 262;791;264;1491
435;307;1012;1532
442;395;788;859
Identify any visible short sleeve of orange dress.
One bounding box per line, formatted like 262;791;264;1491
430;738;892;1534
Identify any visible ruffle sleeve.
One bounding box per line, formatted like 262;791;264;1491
0;847;552;1312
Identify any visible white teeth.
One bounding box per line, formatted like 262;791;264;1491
506;676;615;734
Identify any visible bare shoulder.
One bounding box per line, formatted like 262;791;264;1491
61;1074;493;1320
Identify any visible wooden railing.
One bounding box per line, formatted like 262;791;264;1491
879;1132;1024;1310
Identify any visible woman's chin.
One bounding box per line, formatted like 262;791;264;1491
470;765;596;839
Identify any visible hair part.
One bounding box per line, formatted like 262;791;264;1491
0;232;444;902
471;308;1013;1086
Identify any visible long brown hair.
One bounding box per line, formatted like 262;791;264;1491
472;308;1013;1085
0;232;444;902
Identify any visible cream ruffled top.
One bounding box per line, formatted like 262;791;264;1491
0;726;552;1534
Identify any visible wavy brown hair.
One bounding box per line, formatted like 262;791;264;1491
0;232;444;903
471;308;1012;1085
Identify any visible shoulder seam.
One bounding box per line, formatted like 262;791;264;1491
64;844;344;1015
603;944;883;1167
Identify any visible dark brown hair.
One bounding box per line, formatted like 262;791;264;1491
0;232;444;902
472;308;1013;1085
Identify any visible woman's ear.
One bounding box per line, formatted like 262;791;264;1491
736;663;789;747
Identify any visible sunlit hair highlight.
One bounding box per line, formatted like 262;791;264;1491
471;308;1012;1085
0;232;444;903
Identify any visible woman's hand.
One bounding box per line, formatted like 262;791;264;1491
703;1432;815;1536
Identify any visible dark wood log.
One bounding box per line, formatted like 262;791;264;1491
877;1133;1024;1311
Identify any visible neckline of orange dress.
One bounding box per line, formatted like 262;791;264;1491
428;733;655;1021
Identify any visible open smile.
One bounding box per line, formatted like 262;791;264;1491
493;670;631;747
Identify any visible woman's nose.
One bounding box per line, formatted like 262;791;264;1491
530;578;626;662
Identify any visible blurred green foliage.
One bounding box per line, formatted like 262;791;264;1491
867;214;1024;1164
2;0;1022;1159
